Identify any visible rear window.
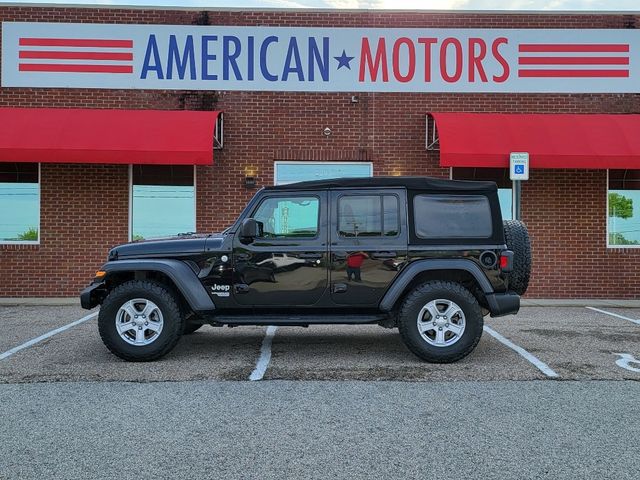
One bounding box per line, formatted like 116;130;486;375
414;194;492;239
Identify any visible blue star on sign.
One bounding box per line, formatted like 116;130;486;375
334;50;354;70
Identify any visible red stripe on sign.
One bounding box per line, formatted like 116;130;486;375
19;51;133;61
519;44;629;53
19;64;133;73
518;56;630;65
518;69;629;78
19;38;133;48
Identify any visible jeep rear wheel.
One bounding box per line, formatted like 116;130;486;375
98;280;184;362
503;220;532;296
397;281;483;363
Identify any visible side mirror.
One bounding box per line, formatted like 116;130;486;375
239;218;263;243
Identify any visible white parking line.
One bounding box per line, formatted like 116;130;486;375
249;325;278;381
586;307;640;326
483;325;559;378
0;311;98;361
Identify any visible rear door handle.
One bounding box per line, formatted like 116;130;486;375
298;252;323;259
235;253;250;261
371;251;397;259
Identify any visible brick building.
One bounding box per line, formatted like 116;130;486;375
1;4;639;299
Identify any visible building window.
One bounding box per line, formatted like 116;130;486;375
274;161;373;185
452;168;512;220
0;163;39;243
131;165;195;241
253;196;319;238
338;195;399;237
608;170;640;247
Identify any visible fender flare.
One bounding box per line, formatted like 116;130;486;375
378;259;494;312
102;259;215;312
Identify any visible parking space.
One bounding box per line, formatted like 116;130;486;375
0;305;92;353
488;307;640;380
1;305;639;383
264;325;543;381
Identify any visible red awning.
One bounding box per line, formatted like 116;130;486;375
0;108;222;165
430;113;640;169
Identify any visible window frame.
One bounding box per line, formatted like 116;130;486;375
336;192;401;239
0;162;41;245
128;165;197;242
606;169;640;249
274;161;373;186
250;193;322;240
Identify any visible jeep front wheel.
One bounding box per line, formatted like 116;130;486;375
397;281;483;363
98;280;184;362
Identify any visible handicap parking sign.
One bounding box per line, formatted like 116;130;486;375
510;152;529;180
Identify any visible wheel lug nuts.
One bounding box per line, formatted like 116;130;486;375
438;327;443;331
138;326;142;330
145;322;148;326
432;322;436;326
446;323;449;327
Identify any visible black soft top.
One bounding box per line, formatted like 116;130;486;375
264;176;497;193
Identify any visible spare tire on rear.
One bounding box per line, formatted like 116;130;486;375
503;220;531;296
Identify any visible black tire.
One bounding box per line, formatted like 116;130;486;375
397;281;484;363
503;220;532;296
98;280;184;362
183;322;203;335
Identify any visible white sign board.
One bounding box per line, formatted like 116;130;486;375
1;22;640;92
510;152;530;181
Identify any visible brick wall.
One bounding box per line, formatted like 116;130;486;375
1;6;639;298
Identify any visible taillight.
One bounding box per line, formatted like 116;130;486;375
499;251;514;272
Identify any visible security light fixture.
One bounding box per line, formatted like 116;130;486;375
244;176;257;188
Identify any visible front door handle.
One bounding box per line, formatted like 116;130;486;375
235;253;250;261
298;253;323;259
371;251;397;259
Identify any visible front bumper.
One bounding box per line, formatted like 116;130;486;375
80;282;106;310
485;291;520;317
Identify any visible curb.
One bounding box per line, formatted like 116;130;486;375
0;298;80;306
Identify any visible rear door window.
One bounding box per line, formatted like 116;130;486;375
338;194;399;237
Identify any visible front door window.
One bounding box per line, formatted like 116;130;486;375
253;196;319;238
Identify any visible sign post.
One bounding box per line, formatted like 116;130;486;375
510;152;529;220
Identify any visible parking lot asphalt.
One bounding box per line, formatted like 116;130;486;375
1;305;639;383
2;304;639;480
2;380;639;480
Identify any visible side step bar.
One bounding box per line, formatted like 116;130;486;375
205;313;392;327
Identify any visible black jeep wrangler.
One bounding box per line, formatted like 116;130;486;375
81;177;531;363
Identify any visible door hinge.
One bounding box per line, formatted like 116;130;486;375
234;283;250;294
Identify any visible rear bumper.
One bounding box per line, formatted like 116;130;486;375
80;282;105;310
486;291;520;317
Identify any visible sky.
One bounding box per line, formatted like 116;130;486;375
1;1;639;12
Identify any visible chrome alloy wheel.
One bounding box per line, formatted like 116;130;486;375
416;299;466;347
115;298;164;346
